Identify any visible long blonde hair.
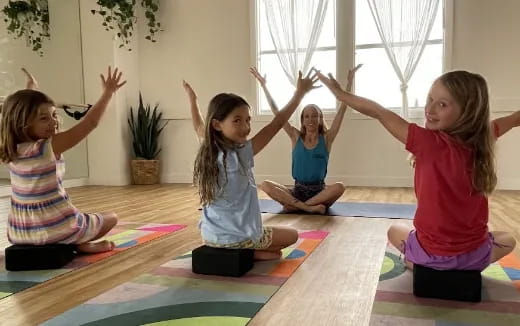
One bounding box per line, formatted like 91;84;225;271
439;71;496;194
299;104;328;139
0;89;55;163
193;93;250;205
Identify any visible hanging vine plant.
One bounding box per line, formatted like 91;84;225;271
141;0;162;42
91;0;162;50
2;0;50;56
91;0;136;50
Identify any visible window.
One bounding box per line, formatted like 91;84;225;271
255;0;337;115
255;0;446;117
354;0;444;114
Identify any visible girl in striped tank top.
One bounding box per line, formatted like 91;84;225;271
0;67;126;253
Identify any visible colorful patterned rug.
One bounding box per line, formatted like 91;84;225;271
43;230;329;326
370;244;520;325
0;222;186;300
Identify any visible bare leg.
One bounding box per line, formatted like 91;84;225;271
387;224;414;269
490;231;516;263
254;226;298;261
77;212;118;254
88;212;118;241
259;180;326;214
305;182;345;207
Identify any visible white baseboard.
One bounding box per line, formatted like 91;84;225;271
497;178;520;190
0;178;89;198
162;172;520;190
162;173;414;188
162;173;194;184
0;186;10;197
63;178;89;188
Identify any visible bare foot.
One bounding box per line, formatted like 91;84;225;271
77;240;115;254
282;204;299;213
254;250;282;261
306;204;327;215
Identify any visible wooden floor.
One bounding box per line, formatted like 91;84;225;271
0;185;518;326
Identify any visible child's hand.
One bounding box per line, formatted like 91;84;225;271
101;66;126;95
22;67;39;90
182;80;197;101
345;64;362;92
315;70;344;98
250;67;267;86
296;69;320;95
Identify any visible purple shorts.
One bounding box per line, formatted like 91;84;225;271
403;230;493;271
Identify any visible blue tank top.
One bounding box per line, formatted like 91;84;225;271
292;134;329;183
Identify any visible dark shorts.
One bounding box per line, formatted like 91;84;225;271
291;181;325;202
404;230;493;271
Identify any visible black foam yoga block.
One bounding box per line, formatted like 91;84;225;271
192;245;254;277
413;264;482;302
5;244;77;271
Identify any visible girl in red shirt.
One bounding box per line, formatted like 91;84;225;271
317;69;516;271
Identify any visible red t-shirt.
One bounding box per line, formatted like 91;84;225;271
406;123;488;256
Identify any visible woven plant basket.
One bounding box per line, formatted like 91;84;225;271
131;159;159;184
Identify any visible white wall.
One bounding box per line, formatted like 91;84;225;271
126;0;520;190
450;0;520;189
78;0;141;186
0;0;88;179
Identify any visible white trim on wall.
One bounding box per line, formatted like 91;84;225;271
162;172;413;188
443;0;454;71
161;171;520;191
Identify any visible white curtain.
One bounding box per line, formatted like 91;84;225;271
367;0;440;116
262;0;330;86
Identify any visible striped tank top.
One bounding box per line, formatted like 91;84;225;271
7;139;94;244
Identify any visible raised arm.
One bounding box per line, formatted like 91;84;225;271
182;80;205;141
492;110;520;138
52;66;126;156
317;70;409;144
250;67;299;141
325;64;362;150
251;71;319;155
22;67;39;90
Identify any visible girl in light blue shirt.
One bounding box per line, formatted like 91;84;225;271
184;71;318;260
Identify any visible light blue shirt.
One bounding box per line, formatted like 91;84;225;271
200;141;262;244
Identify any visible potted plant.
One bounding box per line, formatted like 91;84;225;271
128;92;168;184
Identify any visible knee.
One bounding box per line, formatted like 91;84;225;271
259;180;271;192
505;235;517;251
104;213;118;227
288;229;298;245
334;182;346;194
387;225;398;240
494;232;517;250
277;227;298;246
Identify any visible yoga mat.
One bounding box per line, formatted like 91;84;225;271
259;199;416;219
0;222;186;300
43;230;329;326
369;244;520;325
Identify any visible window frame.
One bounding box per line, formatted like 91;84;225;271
251;0;453;121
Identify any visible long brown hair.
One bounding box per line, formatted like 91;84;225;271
0;89;55;163
299;104;328;139
193;93;250;205
439;71;496;194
